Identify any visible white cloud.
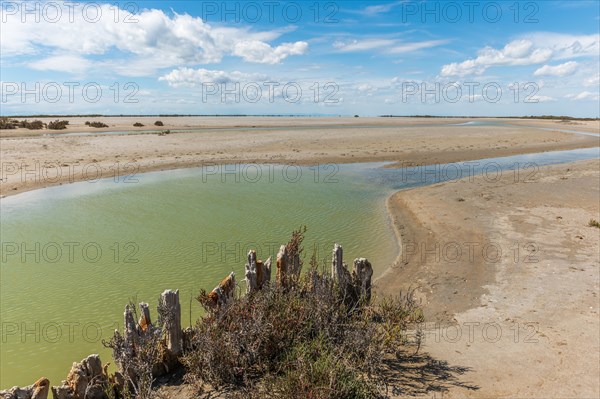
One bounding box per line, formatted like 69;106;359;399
159;68;268;87
528;95;557;102
0;3;308;75
389;40;450;54
441;39;552;76
364;2;400;15
29;54;93;75
566;91;599;101
441;34;599;77
527;32;600;60
333;39;397;52
334;38;448;54
584;74;600;87
232;41;308;64
534;61;579;77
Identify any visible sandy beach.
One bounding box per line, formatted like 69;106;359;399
1;117;598;197
379;159;600;397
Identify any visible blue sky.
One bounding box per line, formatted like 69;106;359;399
1;0;599;116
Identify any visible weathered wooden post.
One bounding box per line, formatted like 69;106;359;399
276;244;288;287
160;289;182;357
331;243;344;282
245;250;258;294
290;249;301;281
353;258;373;303
139;302;152;332
206;272;236;310
0;377;50;399
262;256;272;287
123;304;137;356
247;250;273;294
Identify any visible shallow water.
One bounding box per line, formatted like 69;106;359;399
1;147;598;387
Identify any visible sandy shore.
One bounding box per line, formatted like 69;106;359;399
1;117;598;197
379;159;600;397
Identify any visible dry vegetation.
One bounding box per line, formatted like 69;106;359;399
85;121;109;128
104;230;425;399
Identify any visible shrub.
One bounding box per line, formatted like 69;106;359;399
183;230;423;397
103;300;165;399
154;121;164;126
0;117;17;129
87;121;109;128
19;119;45;130
588;219;600;228
133;122;144;127
47;120;69;130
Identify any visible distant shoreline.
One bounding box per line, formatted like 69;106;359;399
1;116;598;198
3;114;599;120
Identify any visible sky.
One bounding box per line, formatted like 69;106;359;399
0;0;599;117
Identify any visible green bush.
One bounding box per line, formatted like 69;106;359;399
133;122;144;127
154;121;164;126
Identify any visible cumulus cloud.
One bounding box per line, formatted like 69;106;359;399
232;41;308;64
534;61;579;77
0;3;308;75
441;40;552;76
159;68;269;87
441;34;599;76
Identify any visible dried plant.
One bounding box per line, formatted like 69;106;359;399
182;230;423;398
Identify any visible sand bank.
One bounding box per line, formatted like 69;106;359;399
1;117;598;197
379;159;599;397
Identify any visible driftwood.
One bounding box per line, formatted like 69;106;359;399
276;245;288;287
50;354;110;399
2;240;373;397
245;250;272;294
206;271;236;309
331;243;350;286
139;302;152;332
276;244;301;288
0;377;49;399
331;244;373;306
123;304;138;358
353;258;373;303
160;289;183;357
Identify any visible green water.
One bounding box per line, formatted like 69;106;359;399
2;147;599;387
0;163;398;387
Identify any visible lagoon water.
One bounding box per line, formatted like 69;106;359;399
1;147;598;387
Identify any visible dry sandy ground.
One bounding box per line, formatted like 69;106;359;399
1;117;598;197
379;159;600;398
